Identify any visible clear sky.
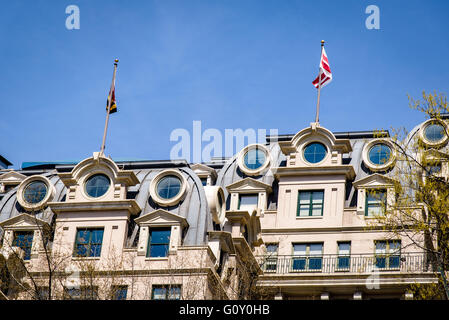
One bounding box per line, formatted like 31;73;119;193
1;0;448;169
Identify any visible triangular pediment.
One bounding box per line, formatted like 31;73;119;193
134;209;188;228
226;177;272;193
353;173;397;188
191;164;217;178
0;171;27;185
0;213;49;229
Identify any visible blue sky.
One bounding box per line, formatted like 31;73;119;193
1;0;448;169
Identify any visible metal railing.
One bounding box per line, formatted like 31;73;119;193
257;253;432;274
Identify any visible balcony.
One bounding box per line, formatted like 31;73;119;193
257;253;432;274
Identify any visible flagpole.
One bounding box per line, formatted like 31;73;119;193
100;59;118;155
315;40;325;124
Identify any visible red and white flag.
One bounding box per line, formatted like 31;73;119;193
312;47;332;88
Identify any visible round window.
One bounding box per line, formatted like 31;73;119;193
303;142;327;164
85;174;110;198
243;148;266;170
368;144;391;165
424;123;446;143
157;175;182;199
23;181;48;204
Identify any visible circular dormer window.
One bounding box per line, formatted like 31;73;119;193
237;144;271;176
85;174;110;198
424;123;445;142
368;143;391;165
303;142;327;164
362;139;396;172
23;181;48;204
157;175;181;199
150;169;188;206
17;176;55;211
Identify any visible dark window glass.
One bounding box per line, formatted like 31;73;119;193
157;175;181;199
152;285;181;300
238;194;258;210
425;123;445;142
303;142;327;164
147;228;171;258
200;178;208;186
375;240;401;269
74;228;104;257
243;148;266;170
23;181;47;204
337;242;351;270
368;144;391;165
12;231;34;260
85;174;110;198
292;243;323;271
112;286;128;300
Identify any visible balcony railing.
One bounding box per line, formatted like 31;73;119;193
257;253;432;274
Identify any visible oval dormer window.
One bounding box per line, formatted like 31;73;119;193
23;181;48;204
85;174;110;198
303;142;327;164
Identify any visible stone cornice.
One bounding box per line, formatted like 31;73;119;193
48;199;141;215
273;165;356;180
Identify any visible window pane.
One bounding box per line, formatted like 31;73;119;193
244;148;266;170
85;174;110;198
292;258;306;270
299;205;310;216
149;244;169;257
368;144;391;165
309;257;322;270
168;286;181;300
23;181;47;204
375;241;387;254
157;175;181;199
293;244;306;256
113;286;128;300
425;123;445;142
152;287;167;300
299;191;311;203
309;244;323;256
311;191;324;203
338;242;351;255
266;244;278;253
13;232;34;260
389;241;401;254
311;205;323;216
91;229;104;243
304;143;327;163
239;195;258;206
151;229;171;245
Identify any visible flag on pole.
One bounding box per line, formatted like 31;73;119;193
312;47;332;88
106;81;117;114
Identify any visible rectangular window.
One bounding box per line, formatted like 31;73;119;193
265;243;279;272
337;242;351;271
112;285;128;300
74;228;104;258
375;240;401;269
12;231;34;260
297;191;324;217
365;189;386;216
151;285;181;300
147;228;171;258
292;243;323;271
238;194;258;211
65;287;98;300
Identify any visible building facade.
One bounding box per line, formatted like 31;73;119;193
0;118;445;300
